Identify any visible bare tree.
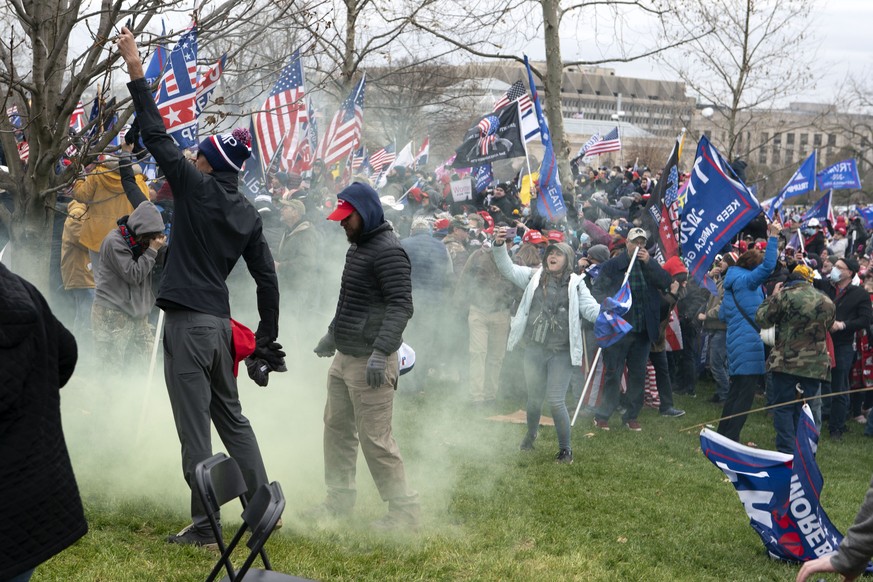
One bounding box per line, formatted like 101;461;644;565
0;0;302;289
410;0;698;185
661;0;817;161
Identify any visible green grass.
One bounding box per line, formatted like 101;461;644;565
36;373;873;581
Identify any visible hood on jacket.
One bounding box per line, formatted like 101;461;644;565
338;181;385;233
126;201;164;236
66;199;88;219
543;242;575;275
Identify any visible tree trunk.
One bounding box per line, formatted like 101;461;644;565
343;0;358;91
540;0;573;190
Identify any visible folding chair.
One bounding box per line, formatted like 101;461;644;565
195;453;272;579
205;482;315;582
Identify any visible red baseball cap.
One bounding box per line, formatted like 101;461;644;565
327;198;357;221
547;230;564;242
523;230;547;245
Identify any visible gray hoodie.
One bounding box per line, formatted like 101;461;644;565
94;201;164;318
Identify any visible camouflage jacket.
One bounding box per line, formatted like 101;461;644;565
755;280;835;381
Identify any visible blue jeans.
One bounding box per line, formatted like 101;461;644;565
828;343;856;435
523;344;574;450
708;330;729;400
596;332;651;423
771;372;821;454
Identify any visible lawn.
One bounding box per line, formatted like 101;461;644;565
36;355;873;581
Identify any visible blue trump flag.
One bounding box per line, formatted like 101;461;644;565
781;151;817;200
701;405;871;568
681;135;761;284
801;189;833;226
594;279;632;347
475;163;493;193
524;55;566;222
817;159;861;190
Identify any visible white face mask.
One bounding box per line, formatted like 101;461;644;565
829;267;842;283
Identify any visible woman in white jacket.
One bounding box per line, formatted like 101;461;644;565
492;227;601;464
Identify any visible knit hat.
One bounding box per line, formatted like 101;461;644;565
842;257;861;275
198;128;252;172
410;216;432;234
792;264;815;283
586;244;609;264
663;255;688;277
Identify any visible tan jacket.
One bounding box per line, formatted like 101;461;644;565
60;200;94;290
73;159;149;252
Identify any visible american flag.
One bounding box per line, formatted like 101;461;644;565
585;126;621;156
494;80;538;141
155;25;199;148
254;50;308;173
7;106;21;128
17;140;28;163
369;144;395;174
477;115;499;155
351;145;367;172
316;76;365;166
287;117;317;174
69;100;86;132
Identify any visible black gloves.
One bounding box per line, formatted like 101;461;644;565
314;333;336;358
366;350;388;388
253;335;286;371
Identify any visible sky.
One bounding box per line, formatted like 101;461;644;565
527;0;873;107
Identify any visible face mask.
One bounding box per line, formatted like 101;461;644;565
829;267;842;283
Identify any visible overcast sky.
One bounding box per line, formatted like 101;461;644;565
526;0;872;107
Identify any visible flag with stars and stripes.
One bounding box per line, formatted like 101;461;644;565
195;54;227;116
254;50;308;173
154;25;198;148
494;80;539;142
316;77;365;167
585;126;621;156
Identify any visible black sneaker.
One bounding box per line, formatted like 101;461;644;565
166;524;219;549
660;407;686;418
555;448;574;464
519;431;538;451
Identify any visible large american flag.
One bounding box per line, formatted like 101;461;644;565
316;76;365;167
254;50;307;173
585;126;621;156
573;132;601;161
494;80;538;141
154;25;199;148
69;100;86;132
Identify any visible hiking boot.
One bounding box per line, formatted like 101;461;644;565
660;407;686;418
708;394;725;404
594;418;610;431
373;498;420;532
519;431;538;451
624;419;642;432
555;448;574;464
166;524;219;549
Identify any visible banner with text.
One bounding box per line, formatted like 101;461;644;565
817;159;861;190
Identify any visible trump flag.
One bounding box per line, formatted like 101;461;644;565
701;405;872;568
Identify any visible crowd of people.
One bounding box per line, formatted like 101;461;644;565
9;25;873;582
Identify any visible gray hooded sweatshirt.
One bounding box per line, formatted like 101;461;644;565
94;201;164;318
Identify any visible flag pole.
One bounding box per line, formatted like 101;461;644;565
139;309;165;442
571;247;639;426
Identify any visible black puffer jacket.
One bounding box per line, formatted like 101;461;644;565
329;183;413;357
0;264;86;579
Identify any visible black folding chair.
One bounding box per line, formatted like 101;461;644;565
205;482;315;582
195;453;272;579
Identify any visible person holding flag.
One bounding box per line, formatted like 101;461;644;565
591;228;672;432
716;222;781;444
491;225;601;464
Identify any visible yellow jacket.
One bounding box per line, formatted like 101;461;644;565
73;158;149;252
60;200;95;290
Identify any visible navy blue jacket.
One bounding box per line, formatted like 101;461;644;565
593;250;672;344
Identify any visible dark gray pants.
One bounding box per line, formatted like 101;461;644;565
163;310;268;531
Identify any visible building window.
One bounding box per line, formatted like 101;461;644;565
814;133;822;147
800;133;809;149
828;133;836;146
